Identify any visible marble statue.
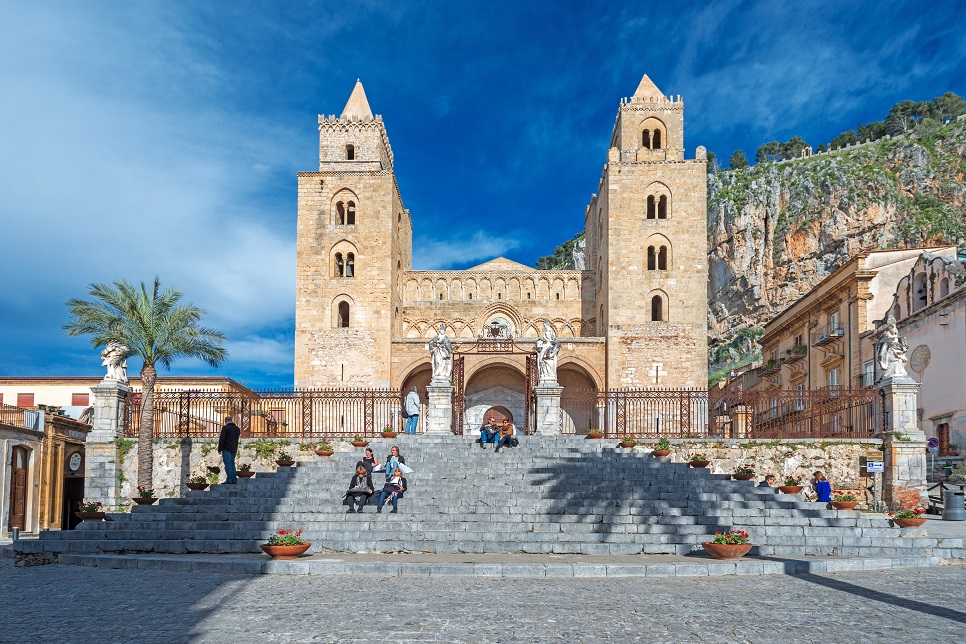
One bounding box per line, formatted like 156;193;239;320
429;324;453;385
534;321;561;385
876;315;909;382
100;342;129;383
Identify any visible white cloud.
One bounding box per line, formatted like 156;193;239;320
412;230;523;270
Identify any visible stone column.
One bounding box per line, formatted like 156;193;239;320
880;375;927;507
534;384;564;435
86;381;130;510
425;385;454;434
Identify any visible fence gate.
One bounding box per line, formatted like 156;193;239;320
451;356;465;435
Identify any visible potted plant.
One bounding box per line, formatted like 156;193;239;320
381;423;397;438
830;491;859;510
237;463;255;479
260;528;311;559
75;500;106;521
586;429;604;439
186;475;209;491
351;435;369;448
889;507;927;528
733;465;755;481
778;476;803;494
315;441;334;457
132;486;158;505
701;529;753;560
689;453;711;468
651;437;671;458
275;452;295;467
618;435;637;448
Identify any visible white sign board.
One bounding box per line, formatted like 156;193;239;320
927;446;939;454
866;461;884;473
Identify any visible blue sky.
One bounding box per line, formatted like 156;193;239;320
1;1;963;388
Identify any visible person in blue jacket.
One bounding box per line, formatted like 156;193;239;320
812;471;832;503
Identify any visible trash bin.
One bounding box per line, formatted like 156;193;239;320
943;489;966;521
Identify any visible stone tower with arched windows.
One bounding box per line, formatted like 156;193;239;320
294;80;410;386
585;74;708;387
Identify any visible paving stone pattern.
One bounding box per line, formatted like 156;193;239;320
15;436;963;561
1;558;965;643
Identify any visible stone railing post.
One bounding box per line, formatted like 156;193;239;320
86;381;131;510
534;384;564;435
880;376;927;507
425;385;453;433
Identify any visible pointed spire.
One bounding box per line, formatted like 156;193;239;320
341;79;373;119
632;74;665;101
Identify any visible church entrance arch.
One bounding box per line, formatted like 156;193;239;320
400;362;432;434
464;363;526;436
483;406;513;424
451;338;537;435
559;363;600;435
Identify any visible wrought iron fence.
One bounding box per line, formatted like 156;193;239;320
124;388;418;440
0;402;41;432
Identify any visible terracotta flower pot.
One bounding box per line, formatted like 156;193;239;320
351;441;369;448
237;471;255;478
701;542;752;561
651;449;671;458
275;460;295;467
186;482;209;491
830;501;859;510
75;511;106;521
315;449;334;457
132;497;157;505
893;517;926;528
689;461;710;468
732;473;755;481
618;441;636;448
259;543;312;560
381;431;397;438
586;433;604;440
778;485;803;494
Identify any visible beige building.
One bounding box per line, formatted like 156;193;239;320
294;75;708;431
879;250;966;452
753;247;957;392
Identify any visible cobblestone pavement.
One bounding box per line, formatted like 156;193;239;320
1;559;964;643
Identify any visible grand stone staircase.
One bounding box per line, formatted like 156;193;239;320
14;436;964;560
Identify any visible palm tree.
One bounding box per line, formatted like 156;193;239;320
64;277;227;488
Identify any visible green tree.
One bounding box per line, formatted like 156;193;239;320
829;129;858;150
933;91;965;121
779;136;809;160
755;141;781;163
64;278;227;488
728;149;748;169
706;151;717;173
857;121;888;142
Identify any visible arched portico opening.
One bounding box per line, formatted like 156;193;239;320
399;362;431;434
464;363;526;435
559;363;600;435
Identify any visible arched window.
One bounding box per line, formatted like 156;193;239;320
346;144;355;160
346;201;356;225
894;303;901;320
346;253;355;278
335;252;345;277
912;272;927;311
642;130;651;149
658;195;668;219
651;295;664;321
336;202;346;225
939;277;950;298
646;196;656;219
647;246;656;270
338;301;350;328
653;130;662;149
468;293;473;300
658;246;668;270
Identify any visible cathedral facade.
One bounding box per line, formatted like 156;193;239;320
294;75;708;430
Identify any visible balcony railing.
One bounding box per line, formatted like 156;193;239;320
812;325;845;347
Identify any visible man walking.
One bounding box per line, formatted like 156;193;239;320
218;415;241;484
404;387;420;434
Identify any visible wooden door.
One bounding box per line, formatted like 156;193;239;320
9;446;28;530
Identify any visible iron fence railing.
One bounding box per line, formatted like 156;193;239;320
0;402;42;432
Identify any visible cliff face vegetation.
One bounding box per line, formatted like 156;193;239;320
708;118;966;350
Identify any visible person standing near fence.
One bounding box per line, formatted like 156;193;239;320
404;387;420;434
218;416;241;484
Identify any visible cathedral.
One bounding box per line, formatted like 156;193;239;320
294;74;708;431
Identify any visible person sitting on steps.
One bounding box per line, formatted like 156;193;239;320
356;447;379;476
376;468;406;513
384;445;405;481
494;419;516;453
345;465;374;513
480;415;500;449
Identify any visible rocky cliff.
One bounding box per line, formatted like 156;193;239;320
708;119;966;349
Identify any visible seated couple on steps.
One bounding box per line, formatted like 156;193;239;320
479;417;518;452
345;446;410;513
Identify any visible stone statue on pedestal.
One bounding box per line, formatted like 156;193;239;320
429;324;453;385
100;342;129;383
876;316;909;382
535;321;561;385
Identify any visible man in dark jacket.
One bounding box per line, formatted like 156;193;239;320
218;416;241;484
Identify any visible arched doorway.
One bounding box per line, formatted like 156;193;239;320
559;364;599;435
483;406;513;424
8;446;29;530
400;363;432;434
464;363;526;434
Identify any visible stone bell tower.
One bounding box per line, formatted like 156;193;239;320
294;80;411;387
586;74;708;388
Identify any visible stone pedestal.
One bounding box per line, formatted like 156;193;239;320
86;381;130;510
880;376;927;507
425;385;454;434
534;384;564;435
